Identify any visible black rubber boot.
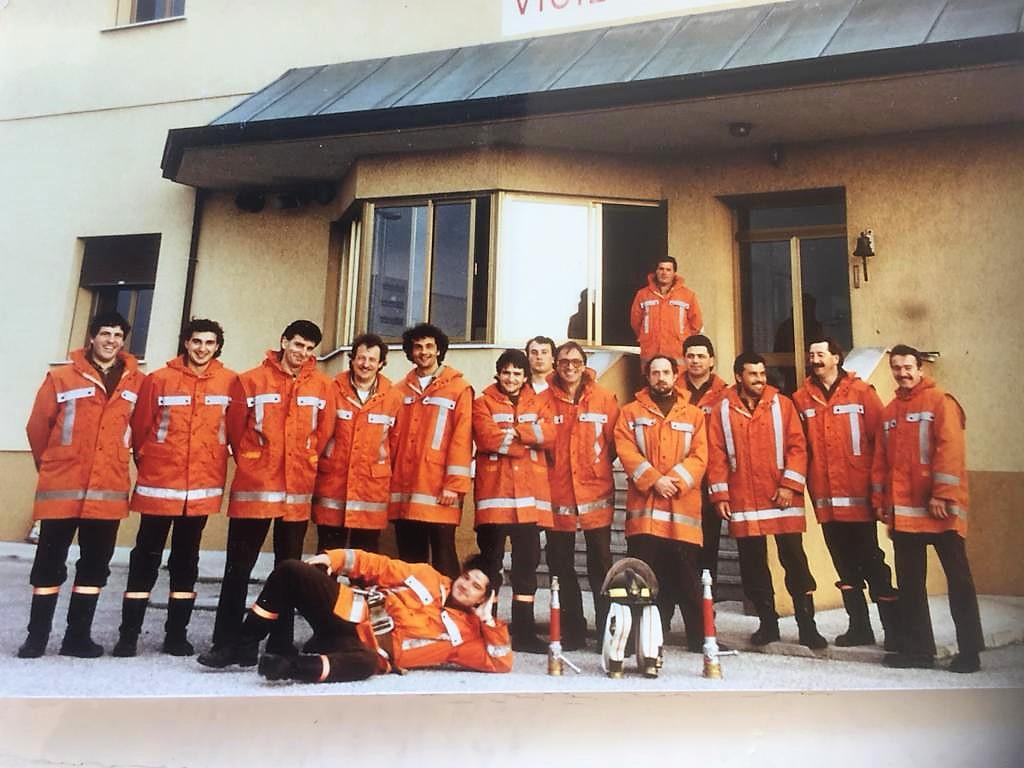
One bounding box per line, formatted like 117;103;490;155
265;608;297;657
59;591;104;658
877;598;901;652
510;600;548;654
794;594;828;650
948;652;980;674
162;596;197;656
834;588;875;647
197;611;271;668
18;592;59;659
113;596;149;657
750;597;780;646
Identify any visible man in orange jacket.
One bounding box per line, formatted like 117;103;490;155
389;323;473;579
615;355;708;651
200;550;512;682
19;312;145;659
312;333;400;554
872;344;983;673
546;341;620;649
793;337;898;649
473;349;555;653
198;320;335;667
629;257;703;365
707;352;826;649
525;335;556;395
112;318;237;657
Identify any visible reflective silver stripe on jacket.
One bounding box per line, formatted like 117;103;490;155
476;496;538;510
297;396;326;433
492;413;514;424
580;411;608;461
487;643;512;657
156;395;192;443
632;460;655;482
813;496;867;509
497;429;515;455
640;299;658;334
134;485;223;501
423;396;456;450
783;469;805;485
348;592;367;623
668;299;689;334
933;472;960;486
770;394;784;470
56;387;95;446
313;497;389;513
833;403;865;456
670;420;694;454
719;400;736;472
440;609;464;646
229;491;312;504
626;507;701;527
247;393;281;440
337;409;353;420
631;416;654;458
671;463;695;489
447;465;471;477
402;636;449;651
905;411;935;464
390;492;443;507
554;496;612;516
709;482;729;494
341;548;356;574
206;395;231;444
801;408;817;420
729;506;805;523
121;390;138;405
894;504;966;520
35;489;128;502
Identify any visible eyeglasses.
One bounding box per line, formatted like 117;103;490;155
557;359;584;370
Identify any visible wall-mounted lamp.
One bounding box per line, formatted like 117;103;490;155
852;229;875;287
728;122;753;138
768;143;784;166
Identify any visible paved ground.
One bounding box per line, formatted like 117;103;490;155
1;542;1023;697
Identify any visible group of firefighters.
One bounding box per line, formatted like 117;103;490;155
15;255;983;683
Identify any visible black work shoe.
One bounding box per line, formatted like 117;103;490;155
686;637;704;654
197;643;258;668
799;626;828;650
59;636;104;658
258;653;295;681
17;634;48;659
882;652;934;670
835;627;875;647
948;652;981;674
511;634;550;654
161;636;195;657
112;635;139;657
750;622;780;646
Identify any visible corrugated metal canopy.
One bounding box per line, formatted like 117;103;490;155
163;0;1024;187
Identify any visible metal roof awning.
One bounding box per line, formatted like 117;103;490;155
162;0;1024;189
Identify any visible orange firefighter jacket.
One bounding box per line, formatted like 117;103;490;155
472;383;556;528
26;348;144;521
389;365;473;525
792;372;883;524
678;373;729;416
614;390;708;544
226;351;335;521
707;385;808;537
129;356;237;517
629;273;703;362
326;548;513;674
871;377;969;537
312;372;401;530
547;371;620;531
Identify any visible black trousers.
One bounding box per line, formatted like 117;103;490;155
627;534;703;645
126;514;208;593
394;520;459;579
316;525;381;555
476;523;540;597
211;517;307;647
30;518;120;588
698;494;722;587
546;527;611;637
736;533;817;617
821;521;895;600
892;531;984;657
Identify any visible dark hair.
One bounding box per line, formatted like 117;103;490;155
683;334;715;357
460;553;502;599
349;332;388;366
402;323;449;363
733;351;766;375
889;343;924;367
88;311;131;339
496;348;529;375
525;335;556;357
555;340;587;362
282;320;322;346
654;256;677;271
644;354;678;376
179;318;225;358
807;335;845;366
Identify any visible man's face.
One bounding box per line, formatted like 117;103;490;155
497;364;526;398
411;336;440;374
350;343;383;385
890;354;923;391
88;325;125;365
654;260;676;289
647;357;677;396
556;348;586;387
808;342;840;380
526;341;554;378
451;569;489;609
185;331;220;370
736;362;767;399
281;334;317;372
684;345;713;381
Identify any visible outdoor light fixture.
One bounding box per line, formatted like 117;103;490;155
728;122;753;138
769;143;784;166
852;229;875;286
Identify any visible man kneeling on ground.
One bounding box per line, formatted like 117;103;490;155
198;549;513;682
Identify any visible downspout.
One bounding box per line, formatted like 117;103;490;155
179;187;206;339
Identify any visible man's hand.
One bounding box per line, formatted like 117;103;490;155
928;496;951;519
474;592;496;626
653;476;680;499
715;501;731;521
303;553;334;575
439;488;460;507
771;487;794;509
874;506;890;524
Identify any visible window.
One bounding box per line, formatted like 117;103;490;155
730;189;851;393
130;0;184;22
78;234;160;358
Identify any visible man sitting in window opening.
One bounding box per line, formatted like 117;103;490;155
629;257;703;366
